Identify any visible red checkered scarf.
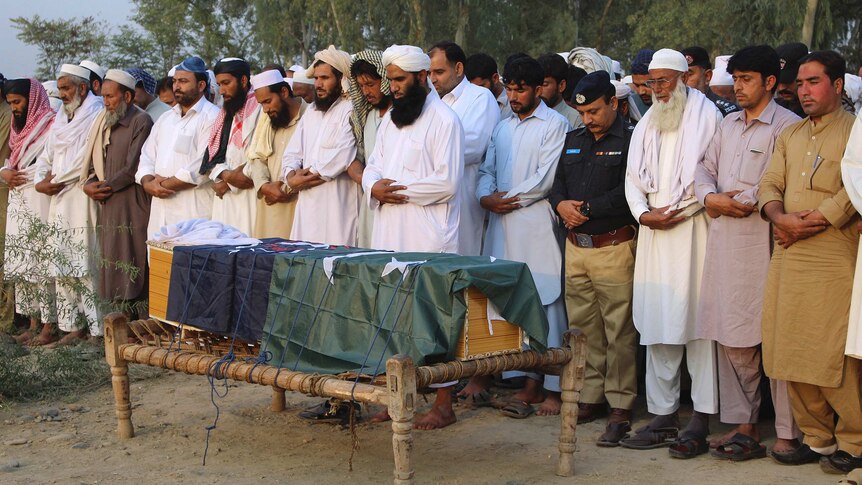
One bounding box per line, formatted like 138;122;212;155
8;79;55;170
206;89;258;157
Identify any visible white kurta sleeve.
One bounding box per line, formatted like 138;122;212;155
476;128;499;200
135;123;158;184
280;118;306;179
462;92;499;166
173;110;216;186
34;133;54;182
625;176;650;220
841;115;862;212
505;119;567;207
361;122;387;210
313;108;357;180
399;117;464;206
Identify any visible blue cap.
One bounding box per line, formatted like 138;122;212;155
631;49;655;75
127;68;155;95
175;56;207;74
572;71;613;106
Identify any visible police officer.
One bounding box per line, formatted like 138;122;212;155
549;71;638;447
681;46;740;117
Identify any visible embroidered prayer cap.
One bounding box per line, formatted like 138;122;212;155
572;70;613;106
127;68;156;95
213;57;251;79
681;46;711;70
630;49;655;75
710;56;734;86
648;48;688;73
382;45;431;72
175;56;208;74
80;60;107;79
251;69;289;91
58;63;92;81
104;69;137;91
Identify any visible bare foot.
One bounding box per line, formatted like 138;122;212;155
14;319;40;344
50;329;86;347
457;375;491;400
414;388;457;430
369;407;391;423
709;424;759;448
771;437;799;454
511;378;545;404
29;323;58;347
536;392;561;416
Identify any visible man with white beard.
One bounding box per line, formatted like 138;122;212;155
619;49;722;458
34;63;104;344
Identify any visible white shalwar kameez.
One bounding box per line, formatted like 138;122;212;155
283;97;358;246
210;106;261;236
135;96;220;239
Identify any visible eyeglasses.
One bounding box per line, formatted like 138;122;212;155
644;73;681;88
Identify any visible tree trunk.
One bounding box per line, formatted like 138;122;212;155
454;0;469;50
596;0;614;53
802;0;818;47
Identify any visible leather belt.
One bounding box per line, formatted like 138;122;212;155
567;225;637;249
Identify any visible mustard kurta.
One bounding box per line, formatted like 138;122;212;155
758;108;858;387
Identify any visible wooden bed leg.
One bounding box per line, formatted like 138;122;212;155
386;355;416;485
271;386;286;412
557;329;586;477
104;313;134;439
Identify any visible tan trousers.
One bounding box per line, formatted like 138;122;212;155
564;238;638;410
717;344;799;440
788;356;862;455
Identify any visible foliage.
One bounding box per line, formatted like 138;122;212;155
10;15;108;79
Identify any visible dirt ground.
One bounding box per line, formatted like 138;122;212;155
0;370;843;485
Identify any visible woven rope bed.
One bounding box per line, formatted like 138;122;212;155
104;313;586;484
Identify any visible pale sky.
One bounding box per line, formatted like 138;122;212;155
1;1;133;78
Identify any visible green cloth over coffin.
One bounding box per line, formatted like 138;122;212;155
261;249;549;375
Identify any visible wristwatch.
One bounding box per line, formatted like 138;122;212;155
579;202;591;217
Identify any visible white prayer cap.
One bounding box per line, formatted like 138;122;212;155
612;60;623;78
648;49;688;73
104;69;137;91
611;80;632;98
292;69;314;86
710;55;734;86
42;80;60;99
251;69;288;91
288;64;304;73
382;45;430;72
58;63;92;81
80;60;107;79
622;75;633;84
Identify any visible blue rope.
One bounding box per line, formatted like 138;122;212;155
272;258;319;383
366;265;422;378
246;258;297;379
350;264;422;399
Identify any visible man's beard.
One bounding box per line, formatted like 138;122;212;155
390;82;428;128
63;91;83;117
174;88;199;107
269;103;293;129
314;85;342;112
12;110;27;132
650;82;687;133
372;95;392;111
105;100;128;127
223;87;248;116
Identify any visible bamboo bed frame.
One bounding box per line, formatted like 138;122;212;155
103;312;587;484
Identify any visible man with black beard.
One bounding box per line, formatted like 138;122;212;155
204;57;261;236
282;45;358;246
362;44;464;430
80;70;153;318
246;68;306;238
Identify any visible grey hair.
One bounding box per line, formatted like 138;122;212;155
58;74;90;90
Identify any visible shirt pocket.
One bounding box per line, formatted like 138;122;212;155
809;158;842;194
737;151;767;186
402;137;425;175
173;130;193;156
594;152;623;168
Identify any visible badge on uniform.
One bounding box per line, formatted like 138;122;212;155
566;148;581;155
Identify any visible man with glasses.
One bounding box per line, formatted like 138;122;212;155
620;49;722;459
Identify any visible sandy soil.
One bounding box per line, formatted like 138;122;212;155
0;371;842;485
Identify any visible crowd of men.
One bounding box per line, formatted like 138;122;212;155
1;38;861;476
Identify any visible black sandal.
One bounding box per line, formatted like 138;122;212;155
298;399;360;425
669;431;709;459
710;433;766;461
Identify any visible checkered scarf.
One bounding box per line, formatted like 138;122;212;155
201;89;258;174
349;50;390;160
8;79;55;170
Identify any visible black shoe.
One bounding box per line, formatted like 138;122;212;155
769;444;824;465
820;450;862;474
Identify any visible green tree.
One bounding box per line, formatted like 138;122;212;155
10;15;108;79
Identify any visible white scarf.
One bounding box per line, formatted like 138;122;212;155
50;93;104;187
627;88;720;209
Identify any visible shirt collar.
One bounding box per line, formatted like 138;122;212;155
496;89;507;107
517;100;552;123
809;107;842;134
174;95;209;117
605;113;625;139
733;99;780;126
117;105;138;127
443;77;469;102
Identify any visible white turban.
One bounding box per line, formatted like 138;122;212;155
382;45;430;72
104;69;137;91
648;48;688;73
306;45;352;92
710;55;734;86
611;80;631;98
